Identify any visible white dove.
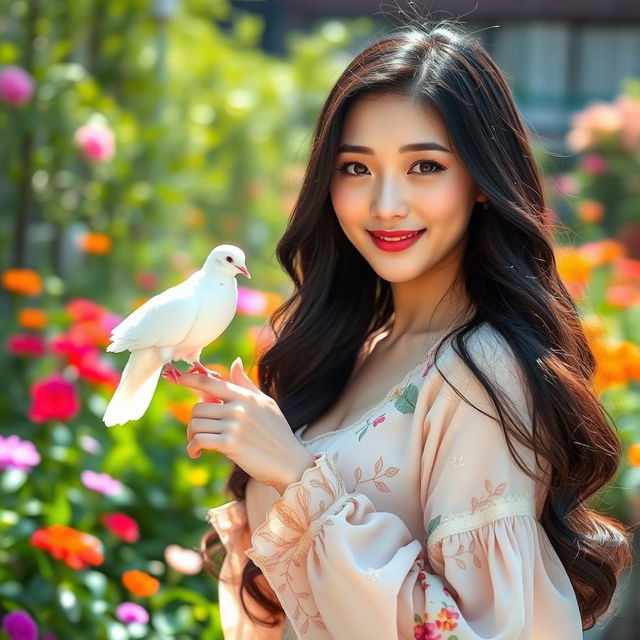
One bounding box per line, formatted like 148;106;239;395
102;244;251;427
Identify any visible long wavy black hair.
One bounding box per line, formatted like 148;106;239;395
200;18;633;632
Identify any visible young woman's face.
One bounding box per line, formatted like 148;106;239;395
329;92;485;284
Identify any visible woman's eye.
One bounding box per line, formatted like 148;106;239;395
337;161;368;176
410;160;445;174
336;160;445;176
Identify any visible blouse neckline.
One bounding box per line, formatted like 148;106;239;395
296;339;442;445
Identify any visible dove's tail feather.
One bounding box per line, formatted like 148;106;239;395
103;349;164;427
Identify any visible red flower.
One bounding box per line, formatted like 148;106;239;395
101;512;140;543
27;373;80;423
76;358;120;389
6;333;47;356
65;298;108;322
50;334;98;367
30;524;104;570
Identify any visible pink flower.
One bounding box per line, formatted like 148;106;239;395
1;610;38;640
372;414;386;427
27;372;80;423
74;120;115;163
581;153;607;174
81;470;123;496
237;286;268;316
0;435;41;472
164;544;203;575
0;66;35;106
101;512;140;543
115;602;149;625
6;334;47;357
551;174;578;196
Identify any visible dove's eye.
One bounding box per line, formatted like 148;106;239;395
226;256;233;263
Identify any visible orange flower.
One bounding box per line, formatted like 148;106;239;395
18;307;47;329
555;246;592;298
619;341;640;380
76;232;112;255
590;338;640;392
167;399;196;425
1;268;42;296
122;570;160;596
30;524;104;570
576;200;605;224
578;240;625;267
628;443;640;467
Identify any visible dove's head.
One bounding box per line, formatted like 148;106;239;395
204;244;251;279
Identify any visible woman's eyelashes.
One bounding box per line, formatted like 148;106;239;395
335;159;446;177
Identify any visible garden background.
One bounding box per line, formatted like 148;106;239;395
1;1;640;638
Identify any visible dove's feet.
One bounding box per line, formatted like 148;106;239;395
188;361;222;379
161;362;183;383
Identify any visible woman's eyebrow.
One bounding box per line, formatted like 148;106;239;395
336;141;452;154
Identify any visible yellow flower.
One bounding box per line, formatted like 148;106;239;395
186;467;209;487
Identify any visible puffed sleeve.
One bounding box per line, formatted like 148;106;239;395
207;499;284;640
243;328;584;639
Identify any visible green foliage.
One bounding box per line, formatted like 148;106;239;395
0;1;374;636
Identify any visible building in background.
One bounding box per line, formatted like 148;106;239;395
231;0;640;155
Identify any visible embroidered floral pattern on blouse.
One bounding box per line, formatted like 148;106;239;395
442;537;482;569
413;597;460;640
393;382;419;414
355;412;386;441
471;479;507;513
426;478;508;547
348;455;399;493
244;452;349;636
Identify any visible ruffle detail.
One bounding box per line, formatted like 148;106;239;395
244;451;351;571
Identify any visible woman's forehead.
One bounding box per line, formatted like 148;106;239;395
340;93;449;149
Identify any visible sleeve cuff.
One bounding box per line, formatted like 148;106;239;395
207;499;248;550
245;451;352;570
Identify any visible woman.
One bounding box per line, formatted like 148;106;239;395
177;19;632;640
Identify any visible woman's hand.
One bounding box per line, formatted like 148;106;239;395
175;357;316;495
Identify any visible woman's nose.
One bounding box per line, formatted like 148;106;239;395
372;175;409;218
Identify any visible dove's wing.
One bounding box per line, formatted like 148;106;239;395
107;281;201;353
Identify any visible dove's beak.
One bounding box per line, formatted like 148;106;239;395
237;265;251;279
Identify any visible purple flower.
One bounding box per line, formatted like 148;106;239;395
79;434;102;455
1;610;38;640
0;435;41;472
115;602;149;625
81;470;123;496
0;66;35;106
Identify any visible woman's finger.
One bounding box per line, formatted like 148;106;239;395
187;432;226;458
178;373;245;402
186;417;225;441
191;401;226;419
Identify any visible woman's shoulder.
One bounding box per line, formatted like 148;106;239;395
429;321;531;417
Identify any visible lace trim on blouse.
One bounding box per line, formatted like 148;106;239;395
426;493;536;548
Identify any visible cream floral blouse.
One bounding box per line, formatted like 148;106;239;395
206;322;584;639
